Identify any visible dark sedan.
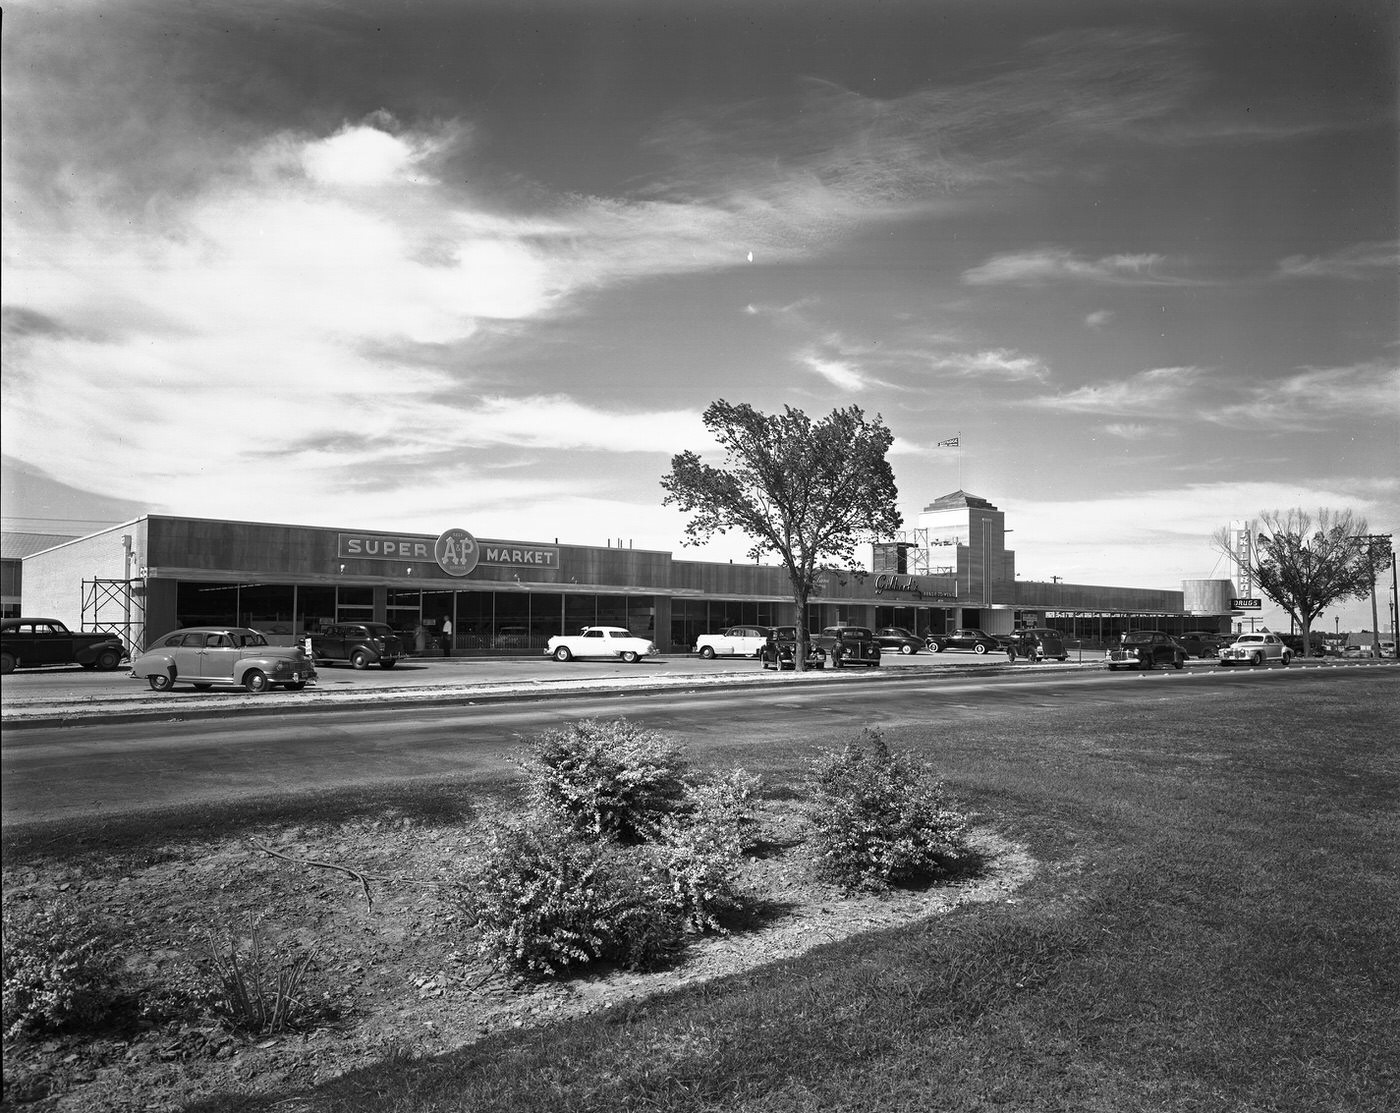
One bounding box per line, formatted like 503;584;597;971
1004;627;1069;662
926;628;1003;655
872;626;923;655
815;626;881;668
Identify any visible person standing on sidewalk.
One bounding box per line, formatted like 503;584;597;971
439;616;453;657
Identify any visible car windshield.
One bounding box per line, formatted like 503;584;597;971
1236;635;1264;644
1122;633;1154;645
237;632;268;647
365;624;394;636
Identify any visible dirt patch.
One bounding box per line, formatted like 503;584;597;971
2;805;1034;1111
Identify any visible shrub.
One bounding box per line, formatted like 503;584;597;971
653;772;760;932
201;921;323;1035
806;728;971;893
2;898;123;1041
521;718;689;842
457;818;683;977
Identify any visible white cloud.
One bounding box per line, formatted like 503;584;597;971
929;349;1049;381
962;248;1180;286
1085;309;1114;329
1205;361;1400;430
1027;366;1205;415
1274;240;1400;281
799;354;869;392
1101;423;1152;439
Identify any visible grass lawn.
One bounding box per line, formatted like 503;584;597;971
6;672;1398;1111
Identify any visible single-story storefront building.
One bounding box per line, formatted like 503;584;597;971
18;490;1237;655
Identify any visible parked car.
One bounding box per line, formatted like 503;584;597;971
1218;632;1291;667
1277;633;1327;658
311;622;406;669
1380;640;1397;659
926;628;1002;655
815;625;881;668
545;626;657;663
760;626;827;671
695;625;770;659
1105;631;1187;671
872;627;923;655
130;627;316;692
1004;627;1069;662
492;626;535;650
1;618;128;674
1176;631;1223;659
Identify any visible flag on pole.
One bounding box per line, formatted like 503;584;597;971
936;436;960;447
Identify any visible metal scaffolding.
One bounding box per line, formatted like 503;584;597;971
82;578;145;655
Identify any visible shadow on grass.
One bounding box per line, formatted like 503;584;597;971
1;777;507;867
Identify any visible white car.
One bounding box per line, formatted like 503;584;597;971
694;625;770;659
545;626;657;663
1218;632;1291;667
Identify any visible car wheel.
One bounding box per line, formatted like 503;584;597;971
192;682;213;690
1251;652;1262;666
1280;652;1291;666
96;648;122;671
927;641;943;653
553;646;572;662
1141;655;1153;670
285;682;306;691
244;669;269;693
973;643;987;655
899;643;914;654
379;659;398;669
1108;664;1118;672
1174;656;1184;670
1;652;14;675
699;646;716;659
620;651;640;663
148;671;175;692
351;650;370;670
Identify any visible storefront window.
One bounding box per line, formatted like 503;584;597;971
386;589;420;636
299;586;336;634
564;594;595;634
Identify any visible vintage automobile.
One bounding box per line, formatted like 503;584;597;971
926;628;1003;655
1;617;128;675
815;625;881;668
130;627;317;692
1105;630;1187;671
310;621;406;669
1004;627;1069;662
1218;632;1291;667
759;626;827;670
872;626;923;655
695;625;770;659
1176;631;1224;659
545;625;657;663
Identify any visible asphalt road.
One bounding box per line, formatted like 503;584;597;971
3;659;1392;827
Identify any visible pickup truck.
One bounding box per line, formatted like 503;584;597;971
1;617;128;674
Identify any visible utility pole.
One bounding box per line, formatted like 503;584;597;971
1360;535;1393;659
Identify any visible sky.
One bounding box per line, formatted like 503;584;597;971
3;0;1397;632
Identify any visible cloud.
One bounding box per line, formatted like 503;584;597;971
1274;241;1400;281
1003;479;1399;590
1085;310;1114;330
1027;366;1206;415
799;353;869;392
962;248;1182;286
1102;423;1152;439
1204;360;1400;430
928;349;1049;381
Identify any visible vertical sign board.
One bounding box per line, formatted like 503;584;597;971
1231;519;1254;597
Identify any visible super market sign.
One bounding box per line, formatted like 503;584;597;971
338;530;559;578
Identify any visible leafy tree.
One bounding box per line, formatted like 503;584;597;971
661;400;902;670
1212;508;1377;656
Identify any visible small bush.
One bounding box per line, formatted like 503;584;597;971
653;773;759;932
521;718;689;842
2;898;123;1041
457;818;683;977
201;921;323;1035
806;728;971;893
